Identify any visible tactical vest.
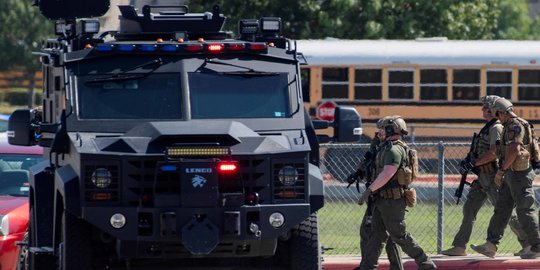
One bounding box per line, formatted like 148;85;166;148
502;117;533;171
375;140;406;192
475;121;500;157
473;119;500;174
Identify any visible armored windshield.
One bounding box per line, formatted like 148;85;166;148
77;73;182;119
189;72;290;119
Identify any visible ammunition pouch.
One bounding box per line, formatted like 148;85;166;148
404;188;417;208
396;167;413;186
377;187;404;200
477;161;497;174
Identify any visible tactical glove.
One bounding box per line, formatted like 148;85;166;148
494;169;505;188
459;159;475;175
358;188;372;205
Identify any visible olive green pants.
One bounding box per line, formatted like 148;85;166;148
486;168;540;251
360;202;403;270
452;172;528;248
359;197;435;270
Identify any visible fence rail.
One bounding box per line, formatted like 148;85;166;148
318;142;540;256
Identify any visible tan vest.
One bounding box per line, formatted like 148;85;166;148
502;117;532;171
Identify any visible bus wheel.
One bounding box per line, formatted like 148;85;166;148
290;214;322;270
59;211;93;270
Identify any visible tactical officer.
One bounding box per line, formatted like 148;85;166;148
442;95;529;256
348;117;402;270
356;116;436;270
471;98;540;259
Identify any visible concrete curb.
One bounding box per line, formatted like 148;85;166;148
323;255;540;270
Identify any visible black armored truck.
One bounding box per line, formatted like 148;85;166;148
8;1;361;269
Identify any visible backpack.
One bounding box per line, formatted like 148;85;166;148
394;140;418;186
528;123;540;168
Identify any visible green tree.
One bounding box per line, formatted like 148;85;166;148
494;0;532;39
187;0;513;40
0;0;53;107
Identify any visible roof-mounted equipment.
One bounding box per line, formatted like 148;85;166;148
116;5;227;41
34;0;110;20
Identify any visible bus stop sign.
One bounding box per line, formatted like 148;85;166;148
316;101;337;122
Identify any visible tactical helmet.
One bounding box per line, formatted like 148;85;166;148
376;115;394;129
480;95;500;108
490;97;513;118
380;115;408;136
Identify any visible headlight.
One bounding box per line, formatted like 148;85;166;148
92;168;112;188
110;213;126;229
0;215;9;236
278;166;299;186
269;212;285;228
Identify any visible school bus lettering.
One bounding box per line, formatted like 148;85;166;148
368;107;380;116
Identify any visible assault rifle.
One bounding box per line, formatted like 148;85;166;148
346;149;377;192
455;133;477;205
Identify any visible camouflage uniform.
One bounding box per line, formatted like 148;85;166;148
446;120;528;252
359;140;435;270
483;117;540;253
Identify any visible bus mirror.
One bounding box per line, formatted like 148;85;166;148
312;120;329;130
7;109;37;146
333;106;362;142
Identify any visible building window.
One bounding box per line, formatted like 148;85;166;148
453;69;480;100
322;67;348;99
388;69;414;99
518;69;540;101
486;69;512;99
420;69;447;100
354;69;382;100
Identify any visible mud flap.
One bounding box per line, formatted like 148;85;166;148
182;216;219;255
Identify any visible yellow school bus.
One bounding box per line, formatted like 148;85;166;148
298;38;540;141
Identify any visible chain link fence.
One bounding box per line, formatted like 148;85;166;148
318;142;540;256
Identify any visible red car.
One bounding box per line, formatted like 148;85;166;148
0;134;42;270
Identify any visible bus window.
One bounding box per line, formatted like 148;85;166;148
354;69;382;100
486;70;512;98
518;69;540;101
301;68;310;102
322;67;348;99
453;69;480;100
388;69;414;99
420;69;447;100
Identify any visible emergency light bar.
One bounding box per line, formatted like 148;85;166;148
166;146;231;158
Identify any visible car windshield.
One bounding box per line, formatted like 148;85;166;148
77;73;182;119
0;154;42;196
189;72;290;119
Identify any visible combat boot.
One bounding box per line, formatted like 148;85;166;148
441;246;467;256
514;245;531;256
470;242;497;258
520;245;540;259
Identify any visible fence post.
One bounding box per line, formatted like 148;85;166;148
437;141;445;254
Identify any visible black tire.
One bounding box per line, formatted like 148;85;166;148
59;211;93;270
290;214;322;270
16;233;29;270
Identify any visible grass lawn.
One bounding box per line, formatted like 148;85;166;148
319;201;522;256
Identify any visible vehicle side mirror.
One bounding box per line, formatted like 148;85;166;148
333;106;362;142
7;109;37;146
